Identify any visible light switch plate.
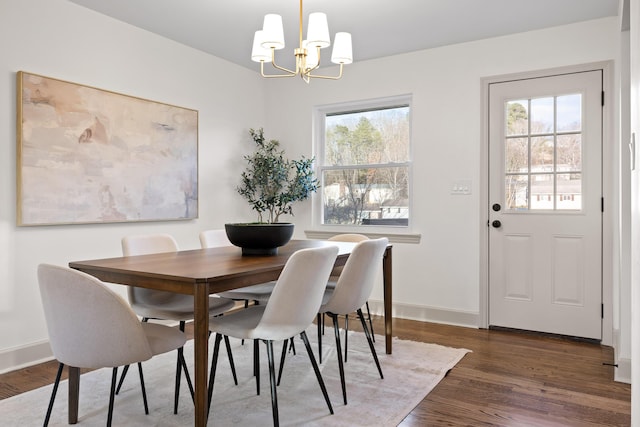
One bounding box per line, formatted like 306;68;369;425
451;180;472;195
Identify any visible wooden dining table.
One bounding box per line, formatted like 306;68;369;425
69;239;393;426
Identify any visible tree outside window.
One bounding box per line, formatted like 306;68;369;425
318;99;411;226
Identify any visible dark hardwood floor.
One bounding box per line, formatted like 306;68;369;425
0;317;630;426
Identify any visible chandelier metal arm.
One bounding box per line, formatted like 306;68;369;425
306;63;344;80
259;61;297;78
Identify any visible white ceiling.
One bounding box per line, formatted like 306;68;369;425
68;0;620;72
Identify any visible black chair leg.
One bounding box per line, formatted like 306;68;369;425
331;314;347;404
43;362;64;427
365;301;375;342
207;333;222;415
136;362;149;414
316;313;323;363
173;321;186;414
300;331;334;415
358;308;383;379
344;314;349;363
179;351;195;402
107;367;118;427
265;340;279;427
174;352;182;413
254;339;260;395
223;335;238;385
277;338;289;386
241;299;249;345
114;364;129;394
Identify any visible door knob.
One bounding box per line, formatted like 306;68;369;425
492;220;501;228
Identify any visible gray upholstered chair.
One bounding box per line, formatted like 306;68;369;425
199;229;276;304
38;264;186;427
207;245;339;427
324;233;375;362
317;237;388;404
117;233;237;414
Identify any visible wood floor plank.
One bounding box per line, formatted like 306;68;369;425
0;317;631;426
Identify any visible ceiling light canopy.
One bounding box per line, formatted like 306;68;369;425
251;0;353;83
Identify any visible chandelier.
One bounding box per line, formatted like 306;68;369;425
251;0;353;83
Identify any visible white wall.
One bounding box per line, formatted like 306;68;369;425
0;0;265;371
264;18;621;326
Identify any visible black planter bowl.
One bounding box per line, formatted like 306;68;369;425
224;223;295;256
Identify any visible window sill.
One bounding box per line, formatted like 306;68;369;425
304;229;421;244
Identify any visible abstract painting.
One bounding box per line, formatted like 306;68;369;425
16;71;198;225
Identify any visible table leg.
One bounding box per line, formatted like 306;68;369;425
68;366;80;424
383;246;393;354
193;283;210;426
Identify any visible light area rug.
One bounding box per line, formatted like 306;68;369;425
0;328;470;426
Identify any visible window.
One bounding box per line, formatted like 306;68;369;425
504;94;583;211
314;96;411;227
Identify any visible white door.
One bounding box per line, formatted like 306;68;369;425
488;70;603;340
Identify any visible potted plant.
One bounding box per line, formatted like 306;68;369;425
226;128;318;255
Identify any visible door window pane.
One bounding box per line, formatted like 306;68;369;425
530;97;554;134
530;174;554;209
505;175;528;210
557;94;582;132
531;136;554;171
505;137;528;173
557;134;582;172
506;100;528;136
556;173;582;210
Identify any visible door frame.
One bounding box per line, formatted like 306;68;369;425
479;61;615;346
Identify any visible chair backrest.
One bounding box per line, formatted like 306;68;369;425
254;245;339;341
121;234;179;307
327;234;369;277
199;229;232;248
327;233;369;243
38;264;153;369
122;233;179;256
321;238;389;315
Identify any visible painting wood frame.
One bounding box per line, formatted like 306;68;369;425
16;71;198;226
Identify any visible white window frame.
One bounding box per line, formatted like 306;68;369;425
309;94;416;239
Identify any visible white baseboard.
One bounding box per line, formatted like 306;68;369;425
367;299;479;328
0;340;54;375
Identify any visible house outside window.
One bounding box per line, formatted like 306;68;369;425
313;95;412;228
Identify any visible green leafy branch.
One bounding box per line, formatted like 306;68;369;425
237;128;318;223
